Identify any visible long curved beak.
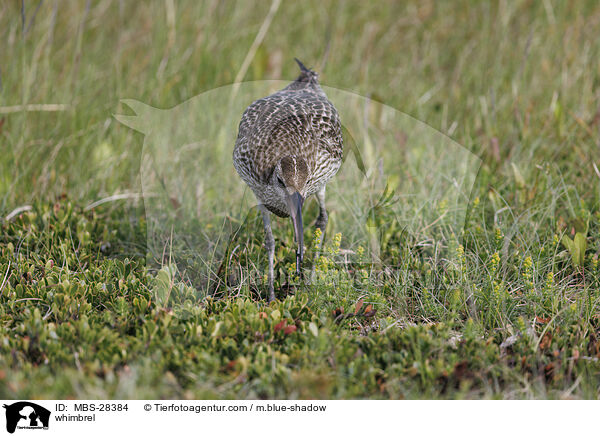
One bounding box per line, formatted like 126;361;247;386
286;191;304;275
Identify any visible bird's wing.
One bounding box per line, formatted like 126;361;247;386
235;89;343;183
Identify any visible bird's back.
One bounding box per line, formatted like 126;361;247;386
233;61;343;202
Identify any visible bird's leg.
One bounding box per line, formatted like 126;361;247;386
260;205;276;302
311;186;328;282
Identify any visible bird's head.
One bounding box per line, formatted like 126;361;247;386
272;155;309;273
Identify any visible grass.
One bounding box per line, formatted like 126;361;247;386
1;0;600;399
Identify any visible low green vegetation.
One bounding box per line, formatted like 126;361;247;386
1;198;599;399
1;1;600;398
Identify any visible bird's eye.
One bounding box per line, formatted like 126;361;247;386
277;177;285;187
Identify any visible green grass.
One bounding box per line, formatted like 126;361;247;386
1;0;600;399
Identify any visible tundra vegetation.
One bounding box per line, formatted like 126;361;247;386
1;1;600;398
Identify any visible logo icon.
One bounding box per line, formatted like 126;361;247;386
2;402;50;434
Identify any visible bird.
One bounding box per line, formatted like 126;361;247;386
233;58;344;302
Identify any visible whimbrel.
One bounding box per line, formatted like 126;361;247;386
233;58;343;301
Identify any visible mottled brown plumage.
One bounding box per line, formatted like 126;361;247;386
233;59;343;301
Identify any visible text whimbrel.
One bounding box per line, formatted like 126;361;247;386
233;58;343;301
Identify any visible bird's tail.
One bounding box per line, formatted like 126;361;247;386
294;58;311;73
285;58;319;91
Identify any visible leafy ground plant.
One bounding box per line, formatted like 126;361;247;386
1;200;600;399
